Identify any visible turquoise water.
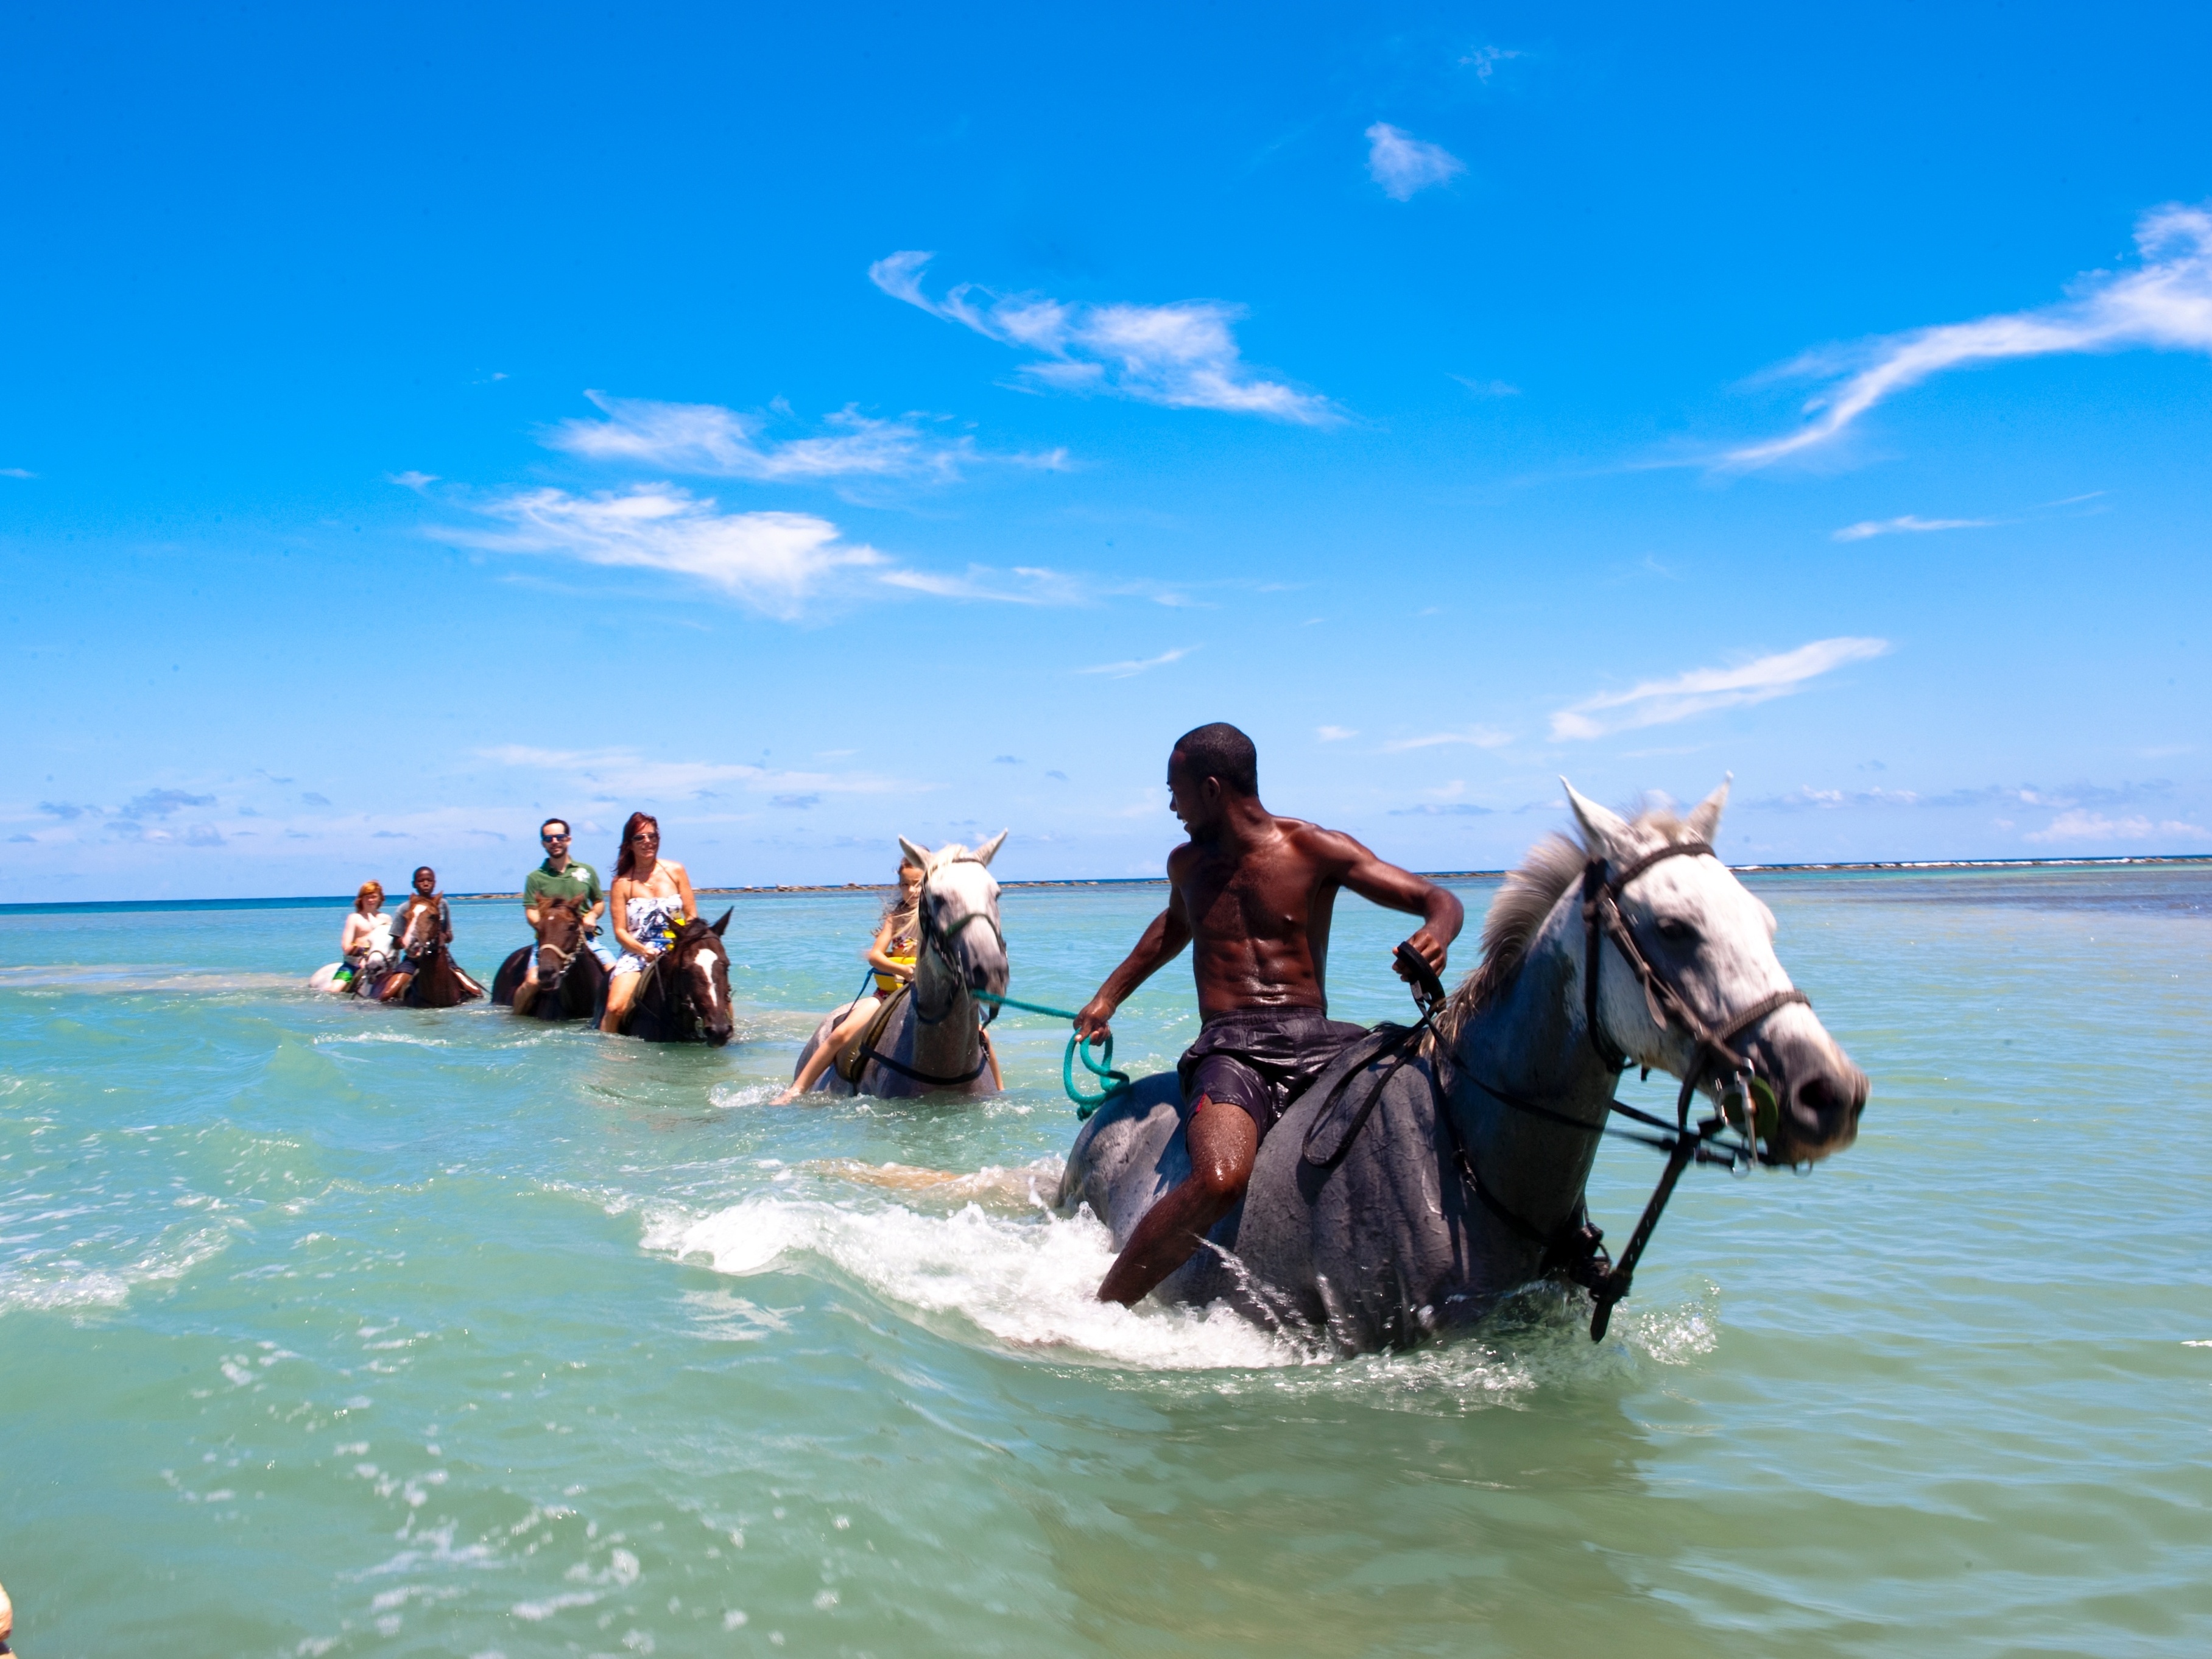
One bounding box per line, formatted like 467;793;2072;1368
3;869;2208;1656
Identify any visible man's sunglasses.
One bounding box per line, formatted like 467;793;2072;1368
541;834;571;844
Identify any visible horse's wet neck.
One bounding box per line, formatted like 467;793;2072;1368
1446;926;1619;1232
910;946;975;1073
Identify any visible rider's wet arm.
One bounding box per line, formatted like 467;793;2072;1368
1336;839;1465;967
1077;900;1194;1035
607;879;646;957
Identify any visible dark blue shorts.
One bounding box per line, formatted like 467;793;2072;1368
1177;1008;1367;1142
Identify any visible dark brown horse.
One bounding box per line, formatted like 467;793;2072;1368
491;896;608;1021
389;897;484;1009
607;910;736;1045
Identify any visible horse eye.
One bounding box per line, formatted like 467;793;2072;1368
1655;917;1697;943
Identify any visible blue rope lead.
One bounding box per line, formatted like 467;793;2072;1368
970;990;1134;1118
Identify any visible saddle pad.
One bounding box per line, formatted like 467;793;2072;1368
835;986;909;1085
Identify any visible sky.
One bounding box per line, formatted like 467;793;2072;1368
4;1;2210;901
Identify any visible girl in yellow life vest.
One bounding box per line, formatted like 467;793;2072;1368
776;853;924;1102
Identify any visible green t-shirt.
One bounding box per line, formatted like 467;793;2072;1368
524;858;604;914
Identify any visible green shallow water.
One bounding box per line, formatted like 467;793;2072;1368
2;868;2208;1656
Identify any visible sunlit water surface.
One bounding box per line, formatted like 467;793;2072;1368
3;870;2208;1655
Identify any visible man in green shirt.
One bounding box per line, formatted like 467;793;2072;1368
515;818;608;1013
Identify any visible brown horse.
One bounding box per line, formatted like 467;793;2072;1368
491;896;608;1021
606;911;736;1044
388;897;484;1009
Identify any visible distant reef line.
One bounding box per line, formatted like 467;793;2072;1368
4;855;2209;915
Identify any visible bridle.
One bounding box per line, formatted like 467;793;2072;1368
853;857;1003;1090
1305;837;1811;1343
913;858;1006;1029
1579;840;1809;1122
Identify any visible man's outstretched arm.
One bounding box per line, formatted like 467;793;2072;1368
1332;835;1465;980
1074;884;1192;1043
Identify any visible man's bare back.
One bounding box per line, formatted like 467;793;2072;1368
1078;724;1464;1305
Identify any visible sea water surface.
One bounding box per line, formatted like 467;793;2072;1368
2;868;2208;1656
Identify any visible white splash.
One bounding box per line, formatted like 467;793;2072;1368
641;1195;1302;1370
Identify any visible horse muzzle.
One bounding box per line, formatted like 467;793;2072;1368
1756;1034;1869;1165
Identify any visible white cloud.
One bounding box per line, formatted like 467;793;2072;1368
545;390;1064;481
1;467;35;479
1733;202;2212;465
1316;725;1359;742
1075;647;1194;679
1449;374;1520;396
1833;514;1994;542
2024;809;2211;845
1551;636;1890;740
387;470;439;491
1460;45;1523;82
1382;726;1512;752
869;252;1335;424
449;485;884;619
478;744;909;799
877;564;1094;605
1365;123;1465;202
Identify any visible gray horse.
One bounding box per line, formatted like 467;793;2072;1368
791;833;1010;1100
1056;781;1869;1351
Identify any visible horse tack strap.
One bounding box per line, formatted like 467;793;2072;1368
1300;1022;1429;1170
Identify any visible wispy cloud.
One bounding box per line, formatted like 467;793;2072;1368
447;486;884;619
478;744;911;800
387;470;439;491
1449;374;1519;396
1365;123;1465;202
2025;809;2210;845
1833;514;1995;542
1075;646;1194;679
876;564;1094;605
1389;801;1495;816
1733;202;2212;465
1;467;35;479
1460;45;1523;82
1382;726;1512;752
1551;636;1890;740
870;252;1335;424
546;390;1065;482
1316;725;1359;742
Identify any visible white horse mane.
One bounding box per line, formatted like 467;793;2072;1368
1440;801;1703;1041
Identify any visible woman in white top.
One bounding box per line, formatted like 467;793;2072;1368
601;812;700;1035
319;880;395;993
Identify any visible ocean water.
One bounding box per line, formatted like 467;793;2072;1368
2;868;2208;1657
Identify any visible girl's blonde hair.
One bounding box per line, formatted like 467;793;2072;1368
356;880;384;912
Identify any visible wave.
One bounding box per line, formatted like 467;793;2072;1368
638;1188;1717;1395
0;1223;233;1317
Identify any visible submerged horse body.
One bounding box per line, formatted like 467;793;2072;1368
390;897;484;1009
1057;781;1869;1352
491;896;608;1021
608;910;736;1044
791;833;1009;1100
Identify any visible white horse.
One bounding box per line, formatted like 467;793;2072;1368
791;833;1011;1100
1058;780;1870;1351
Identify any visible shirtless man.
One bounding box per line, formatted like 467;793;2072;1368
1076;722;1465;1305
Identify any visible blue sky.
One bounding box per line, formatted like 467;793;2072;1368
4;2;2209;901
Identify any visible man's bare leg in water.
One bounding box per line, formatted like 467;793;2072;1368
1095;1097;1256;1306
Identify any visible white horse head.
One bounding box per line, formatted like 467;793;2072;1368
1556;777;1867;1161
897;831;1010;1001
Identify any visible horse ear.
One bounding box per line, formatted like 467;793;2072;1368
973;829;1008;867
1685;774;1731;844
897;834;932;871
711;908;731;936
1562;778;1633;859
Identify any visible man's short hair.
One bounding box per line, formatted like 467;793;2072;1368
540;818;569;838
1172;722;1258;796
